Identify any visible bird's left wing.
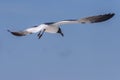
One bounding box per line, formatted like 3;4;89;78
7;30;32;36
53;13;115;26
7;26;41;36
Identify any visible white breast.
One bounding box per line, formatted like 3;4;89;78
45;25;59;33
25;24;48;33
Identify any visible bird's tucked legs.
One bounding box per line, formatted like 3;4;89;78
37;31;41;37
38;29;45;39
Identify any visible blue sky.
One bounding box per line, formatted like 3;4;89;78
0;0;120;80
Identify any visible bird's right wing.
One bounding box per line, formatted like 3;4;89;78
53;13;115;26
79;13;115;23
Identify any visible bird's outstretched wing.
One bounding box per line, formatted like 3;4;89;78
53;13;115;25
7;25;44;36
8;13;115;37
7;30;32;36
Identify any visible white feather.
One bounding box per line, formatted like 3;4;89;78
8;13;115;38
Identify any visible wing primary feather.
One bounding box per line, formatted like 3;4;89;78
53;13;115;25
79;13;115;23
7;29;30;36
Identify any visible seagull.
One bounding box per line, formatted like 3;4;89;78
8;13;115;39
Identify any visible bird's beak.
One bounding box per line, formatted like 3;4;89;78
60;33;64;37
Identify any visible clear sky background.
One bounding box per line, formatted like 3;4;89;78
0;0;119;80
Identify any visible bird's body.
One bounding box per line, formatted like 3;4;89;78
25;24;47;33
8;13;115;39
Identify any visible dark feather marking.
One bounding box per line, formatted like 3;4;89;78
62;19;77;21
11;32;26;36
8;30;29;36
33;25;38;27
87;13;115;23
44;22;55;25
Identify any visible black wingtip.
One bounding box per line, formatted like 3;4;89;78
7;29;11;32
111;13;115;17
102;13;115;21
106;13;115;18
7;30;24;36
92;13;115;23
108;13;115;15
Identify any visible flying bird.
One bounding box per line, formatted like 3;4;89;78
8;13;115;39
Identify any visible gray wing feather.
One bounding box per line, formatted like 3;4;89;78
79;13;115;23
53;13;115;25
